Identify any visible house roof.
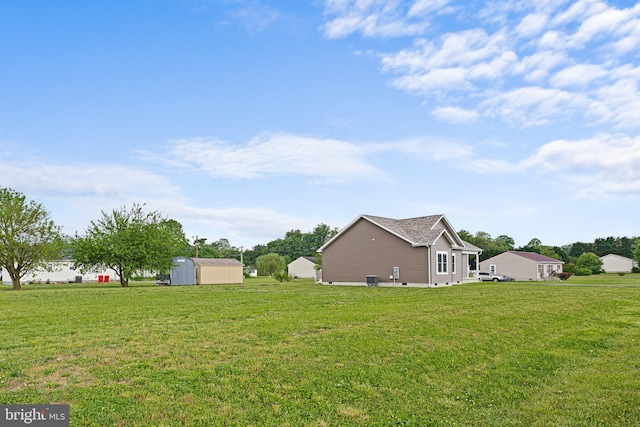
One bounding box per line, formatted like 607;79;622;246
288;256;317;266
318;214;481;253
600;254;633;261
508;251;564;263
192;258;243;267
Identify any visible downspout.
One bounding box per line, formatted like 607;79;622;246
427;245;432;286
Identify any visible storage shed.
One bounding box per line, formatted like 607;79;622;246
194;258;244;285
170;257;197;286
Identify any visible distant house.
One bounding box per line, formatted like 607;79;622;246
2;260;119;285
288;256;317;279
480;251;564;281
600;254;636;273
318;214;482;287
169;257;243;285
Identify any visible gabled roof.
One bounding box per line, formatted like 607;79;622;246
288;256;317;266
600;254;633;261
318;214;480;253
507;251;564;263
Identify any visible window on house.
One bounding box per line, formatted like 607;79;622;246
452;253;456;274
437;251;448;274
490;264;496;274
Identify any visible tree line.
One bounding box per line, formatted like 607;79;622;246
1;186;637;290
0;187;337;289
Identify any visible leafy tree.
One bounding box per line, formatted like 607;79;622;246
567;241;593;258
243;224;338;266
633;240;640;265
0;188;65;290
575;252;603;274
593;237;616;256
72;204;187;287
539;246;562;261
256;253;286;276
189;237;221;258
518;238;542;253
462;231;515;261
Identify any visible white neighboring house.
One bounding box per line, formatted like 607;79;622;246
2;260;120;285
600;254;636;273
287;256;318;279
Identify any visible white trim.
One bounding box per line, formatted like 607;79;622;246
452;253;456;274
436;251;449;275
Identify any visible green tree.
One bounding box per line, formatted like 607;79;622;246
256;253;286;276
518;238;542;253
539;246;562;261
72;204;186;287
0;188;65;290
633;240;640;266
575;252;603;274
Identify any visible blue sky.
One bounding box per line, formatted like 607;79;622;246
1;0;639;249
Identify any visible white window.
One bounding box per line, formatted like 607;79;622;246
452;253;456;274
490;264;496;274
436;251;448;274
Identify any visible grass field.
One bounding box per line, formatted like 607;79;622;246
1;275;639;426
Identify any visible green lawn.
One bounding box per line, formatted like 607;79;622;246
1;276;639;426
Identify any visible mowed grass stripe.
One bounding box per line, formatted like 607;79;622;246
1;276;639;426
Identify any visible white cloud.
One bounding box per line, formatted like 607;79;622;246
520;134;640;196
326;0;640;129
156;133;384;182
515;50;567;82
431;106;479;123
481;86;590;126
516;13;548;38
0;159;179;201
322;0;450;38
168;204;319;243
408;0;451;17
549;63;607;88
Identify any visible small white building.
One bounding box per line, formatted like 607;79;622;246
2;260;120;285
287;256;318;279
600;254;636;273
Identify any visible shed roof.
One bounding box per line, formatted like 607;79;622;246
192;258;243;267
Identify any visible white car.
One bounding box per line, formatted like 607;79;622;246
478;272;506;282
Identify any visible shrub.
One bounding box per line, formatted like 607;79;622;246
273;271;293;282
576;252;603;274
618;272;626;276
575;267;592;276
557;272;572;280
632;267;640;274
563;262;576;274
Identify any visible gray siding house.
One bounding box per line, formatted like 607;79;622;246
318;214;482;288
480;251;564;281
